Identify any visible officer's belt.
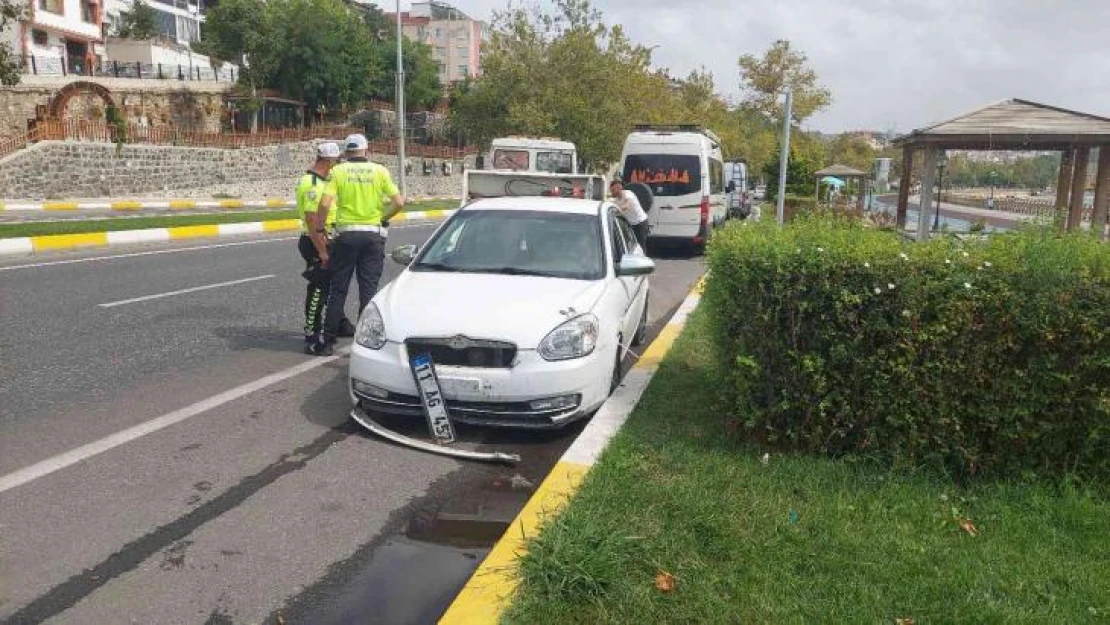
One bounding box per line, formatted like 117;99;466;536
335;225;385;234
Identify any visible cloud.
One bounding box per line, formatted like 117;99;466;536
379;0;1110;133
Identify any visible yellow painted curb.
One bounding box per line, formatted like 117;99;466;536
42;202;78;211
219;199;245;209
266;198;291;207
439;461;589;625
262;219;301;232
168;225;220;239
635;323;683;370
426;209;449;219
169;200;197;210
31;232;109;251
111;201;144;211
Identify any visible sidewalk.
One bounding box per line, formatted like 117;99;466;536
0;195;453;213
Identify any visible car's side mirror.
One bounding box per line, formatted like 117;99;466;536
617;253;655;277
391;244;418;265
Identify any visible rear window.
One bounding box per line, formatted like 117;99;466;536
536;151;574;174
623;154;701;197
492;149;529;170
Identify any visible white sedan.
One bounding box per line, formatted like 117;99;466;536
348;196;654;429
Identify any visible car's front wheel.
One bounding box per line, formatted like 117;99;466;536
609;342;623;394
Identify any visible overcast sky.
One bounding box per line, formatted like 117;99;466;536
376;1;1110;134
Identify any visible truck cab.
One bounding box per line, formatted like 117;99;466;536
483;137;579;175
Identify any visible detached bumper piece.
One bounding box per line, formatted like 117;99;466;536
350;407;521;465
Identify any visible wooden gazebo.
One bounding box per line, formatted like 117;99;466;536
813;164;869;212
892;99;1110;240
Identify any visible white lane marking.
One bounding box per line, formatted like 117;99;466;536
0;222;440;272
99;274;275;308
0;236;298;271
0;347;351;495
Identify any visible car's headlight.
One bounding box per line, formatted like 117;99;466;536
538;314;599;361
355;302;387;349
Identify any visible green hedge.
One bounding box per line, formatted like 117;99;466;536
705;215;1110;481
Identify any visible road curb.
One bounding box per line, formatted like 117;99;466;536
0;210;456;257
0;196;453;212
438;273;708;625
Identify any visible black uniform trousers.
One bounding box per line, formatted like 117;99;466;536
298;234;330;337
322;230;387;341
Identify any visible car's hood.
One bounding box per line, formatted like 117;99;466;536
376;271;607;348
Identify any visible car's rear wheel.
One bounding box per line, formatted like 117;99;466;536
632;292;649;346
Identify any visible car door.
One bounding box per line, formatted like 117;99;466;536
615;214;648;333
607;210;638;344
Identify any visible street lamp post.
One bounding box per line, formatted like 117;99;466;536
933;152;948;230
396;0;407;197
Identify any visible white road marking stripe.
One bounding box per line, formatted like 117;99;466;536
0;221;440;271
0;237;297;271
99;274;275;308
0;347;352;495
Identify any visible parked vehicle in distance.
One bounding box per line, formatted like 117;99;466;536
619;124;731;252
753;184;766;200
349;171;653;429
481;137;579;174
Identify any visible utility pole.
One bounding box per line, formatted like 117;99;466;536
396;0;407;197
776;88;793;225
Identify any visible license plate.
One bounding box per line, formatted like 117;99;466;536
410;353;457;445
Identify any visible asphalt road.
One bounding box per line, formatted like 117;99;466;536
0;225;706;625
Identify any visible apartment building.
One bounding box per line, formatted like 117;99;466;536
5;0;107;74
102;0;204;47
389;1;487;85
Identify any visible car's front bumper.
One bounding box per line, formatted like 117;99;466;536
348;340;612;429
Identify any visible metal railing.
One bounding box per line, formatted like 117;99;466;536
0;120;479;161
18;55;238;82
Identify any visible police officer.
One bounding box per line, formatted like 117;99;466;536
298;142;355;353
308;133;405;356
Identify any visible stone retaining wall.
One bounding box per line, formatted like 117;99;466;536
0;140;474;200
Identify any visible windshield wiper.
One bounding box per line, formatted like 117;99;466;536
412;262;469;272
481;267;558;277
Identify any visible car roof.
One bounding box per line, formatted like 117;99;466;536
462;196;606;216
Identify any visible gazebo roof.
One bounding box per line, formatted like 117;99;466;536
814;164;868;177
892;99;1110;149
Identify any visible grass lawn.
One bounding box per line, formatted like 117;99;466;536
504;309;1110;624
0;200;456;238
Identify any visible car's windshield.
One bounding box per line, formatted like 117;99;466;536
413;210;604;280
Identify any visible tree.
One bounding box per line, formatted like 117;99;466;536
194;0;273;131
113;0;162;40
763;145;815;201
825;133;877;171
370;36;442;111
738;39;831;125
450;0;670;170
263;0;382;113
0;0;27;85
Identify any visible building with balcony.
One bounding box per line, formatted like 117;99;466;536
387;1;487;85
101;0;205;48
5;0;107;75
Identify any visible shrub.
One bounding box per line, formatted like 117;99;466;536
705;215;1110;482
